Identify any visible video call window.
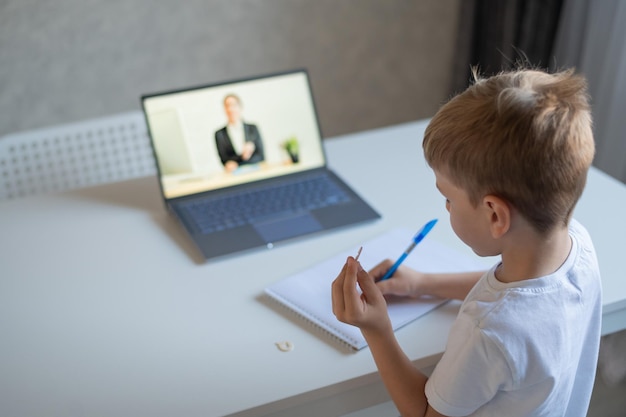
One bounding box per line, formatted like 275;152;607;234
143;71;326;198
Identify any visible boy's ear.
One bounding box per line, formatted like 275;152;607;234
482;195;511;239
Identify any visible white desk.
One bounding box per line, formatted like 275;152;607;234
1;120;625;417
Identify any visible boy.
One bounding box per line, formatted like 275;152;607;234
331;68;602;416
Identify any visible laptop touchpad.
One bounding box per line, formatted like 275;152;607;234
253;212;323;243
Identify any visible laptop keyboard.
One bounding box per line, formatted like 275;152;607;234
179;172;351;234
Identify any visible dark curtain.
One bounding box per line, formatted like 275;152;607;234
452;0;564;93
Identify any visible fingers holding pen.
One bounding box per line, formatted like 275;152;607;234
369;259;395;282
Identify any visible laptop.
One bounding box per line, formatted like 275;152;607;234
141;69;380;260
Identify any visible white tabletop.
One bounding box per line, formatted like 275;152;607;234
1;119;625;417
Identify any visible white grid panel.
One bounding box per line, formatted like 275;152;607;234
0;111;156;200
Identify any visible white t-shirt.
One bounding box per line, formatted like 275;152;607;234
425;219;602;416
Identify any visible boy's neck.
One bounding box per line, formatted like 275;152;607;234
495;225;572;284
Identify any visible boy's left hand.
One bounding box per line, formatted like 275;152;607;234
331;256;392;333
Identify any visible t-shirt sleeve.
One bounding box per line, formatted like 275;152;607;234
425;315;512;416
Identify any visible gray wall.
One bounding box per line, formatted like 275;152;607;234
553;0;626;184
0;0;461;139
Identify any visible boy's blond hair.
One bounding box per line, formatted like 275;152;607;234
423;68;595;233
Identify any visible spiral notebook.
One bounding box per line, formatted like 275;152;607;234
264;228;489;350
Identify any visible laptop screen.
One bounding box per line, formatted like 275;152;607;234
142;70;326;199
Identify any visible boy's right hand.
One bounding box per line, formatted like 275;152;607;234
369;259;426;299
371;261;486;302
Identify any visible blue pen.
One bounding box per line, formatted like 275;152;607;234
379;219;438;281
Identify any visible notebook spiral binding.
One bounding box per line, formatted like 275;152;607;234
263;291;361;352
